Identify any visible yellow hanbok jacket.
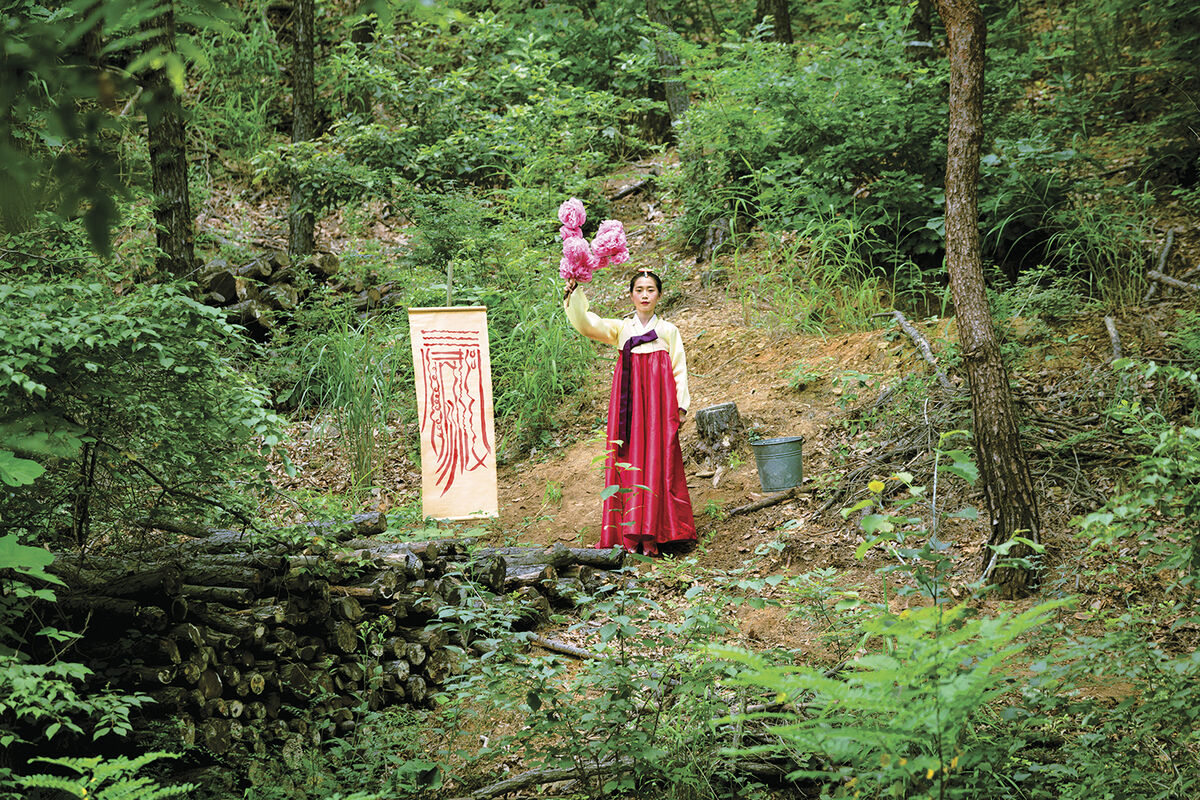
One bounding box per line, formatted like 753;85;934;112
564;288;690;412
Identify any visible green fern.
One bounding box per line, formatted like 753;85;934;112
17;753;193;800
714;598;1065;798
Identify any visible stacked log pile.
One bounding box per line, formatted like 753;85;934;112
196;250;415;335
44;516;625;763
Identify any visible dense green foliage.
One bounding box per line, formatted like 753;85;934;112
0;277;286;543
3;0;1200;797
0;535;182;799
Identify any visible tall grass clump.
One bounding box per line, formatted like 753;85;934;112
980;133;1155;309
468;245;595;458
1042;199;1152;309
187;1;286;160
295;309;412;490
731;211;889;332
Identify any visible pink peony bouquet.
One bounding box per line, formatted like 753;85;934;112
558;197;586;241
557;198;629;283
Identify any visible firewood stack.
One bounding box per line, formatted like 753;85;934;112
197;251;339;334
196;250;416;335
44;514;625;762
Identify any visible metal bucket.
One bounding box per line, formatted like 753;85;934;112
751;436;804;492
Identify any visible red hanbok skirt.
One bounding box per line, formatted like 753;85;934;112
598;349;696;554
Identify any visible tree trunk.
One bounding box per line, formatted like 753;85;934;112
645;0;689;128
288;0;316;258
933;0;1040;599
754;0;793;44
141;3;196;280
907;0;934;61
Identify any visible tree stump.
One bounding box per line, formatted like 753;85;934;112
693;402;745;475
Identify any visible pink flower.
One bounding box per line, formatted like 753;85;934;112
557;200;630;282
559;236;595;282
591;219;629;264
557;198;586;240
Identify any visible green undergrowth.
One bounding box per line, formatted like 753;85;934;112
220;430;1200;800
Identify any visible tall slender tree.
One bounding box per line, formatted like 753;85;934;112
754;0;793;44
645;0;689;130
933;0;1040;598
141;2;197;279
288;0;316;258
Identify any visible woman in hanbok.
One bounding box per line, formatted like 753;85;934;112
563;270;697;554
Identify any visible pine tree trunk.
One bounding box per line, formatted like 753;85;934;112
933;0;1040;599
288;0;316;258
645;0;689;127
141;3;196;280
907;0;934;61
754;0;793;44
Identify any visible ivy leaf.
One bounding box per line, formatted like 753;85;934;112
0;534;62;584
0;450;45;486
860;514;894;536
943;462;979;483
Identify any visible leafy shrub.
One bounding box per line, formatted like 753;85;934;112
17;753;193;800
1080;422;1200;596
1101;359;1200;447
1022;614;1200;800
444;567;755;800
673;12;948;275
403;189;504;278
717;454;1068;800
717;598;1059;800
0;537;177;799
256;8;657;221
241;705;432;800
0;281;287;543
187;1;288;159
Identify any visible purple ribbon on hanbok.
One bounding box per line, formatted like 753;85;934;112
617;330;658;456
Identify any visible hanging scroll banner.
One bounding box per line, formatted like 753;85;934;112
408;306;498;520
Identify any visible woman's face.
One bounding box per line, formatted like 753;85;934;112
630;275;661;316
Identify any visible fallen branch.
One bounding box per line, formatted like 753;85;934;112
530;635;598;661
96;441;268;537
611;178;651;201
119;86;144;117
1143;229;1175;302
728;487;800;517
1146;268;1200;294
1103;316;1122;362
448;756;635;800
874;310;954;390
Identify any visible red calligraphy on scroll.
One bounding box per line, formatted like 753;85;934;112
418;329;493;494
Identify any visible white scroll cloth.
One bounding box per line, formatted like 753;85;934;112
408;306;498;520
